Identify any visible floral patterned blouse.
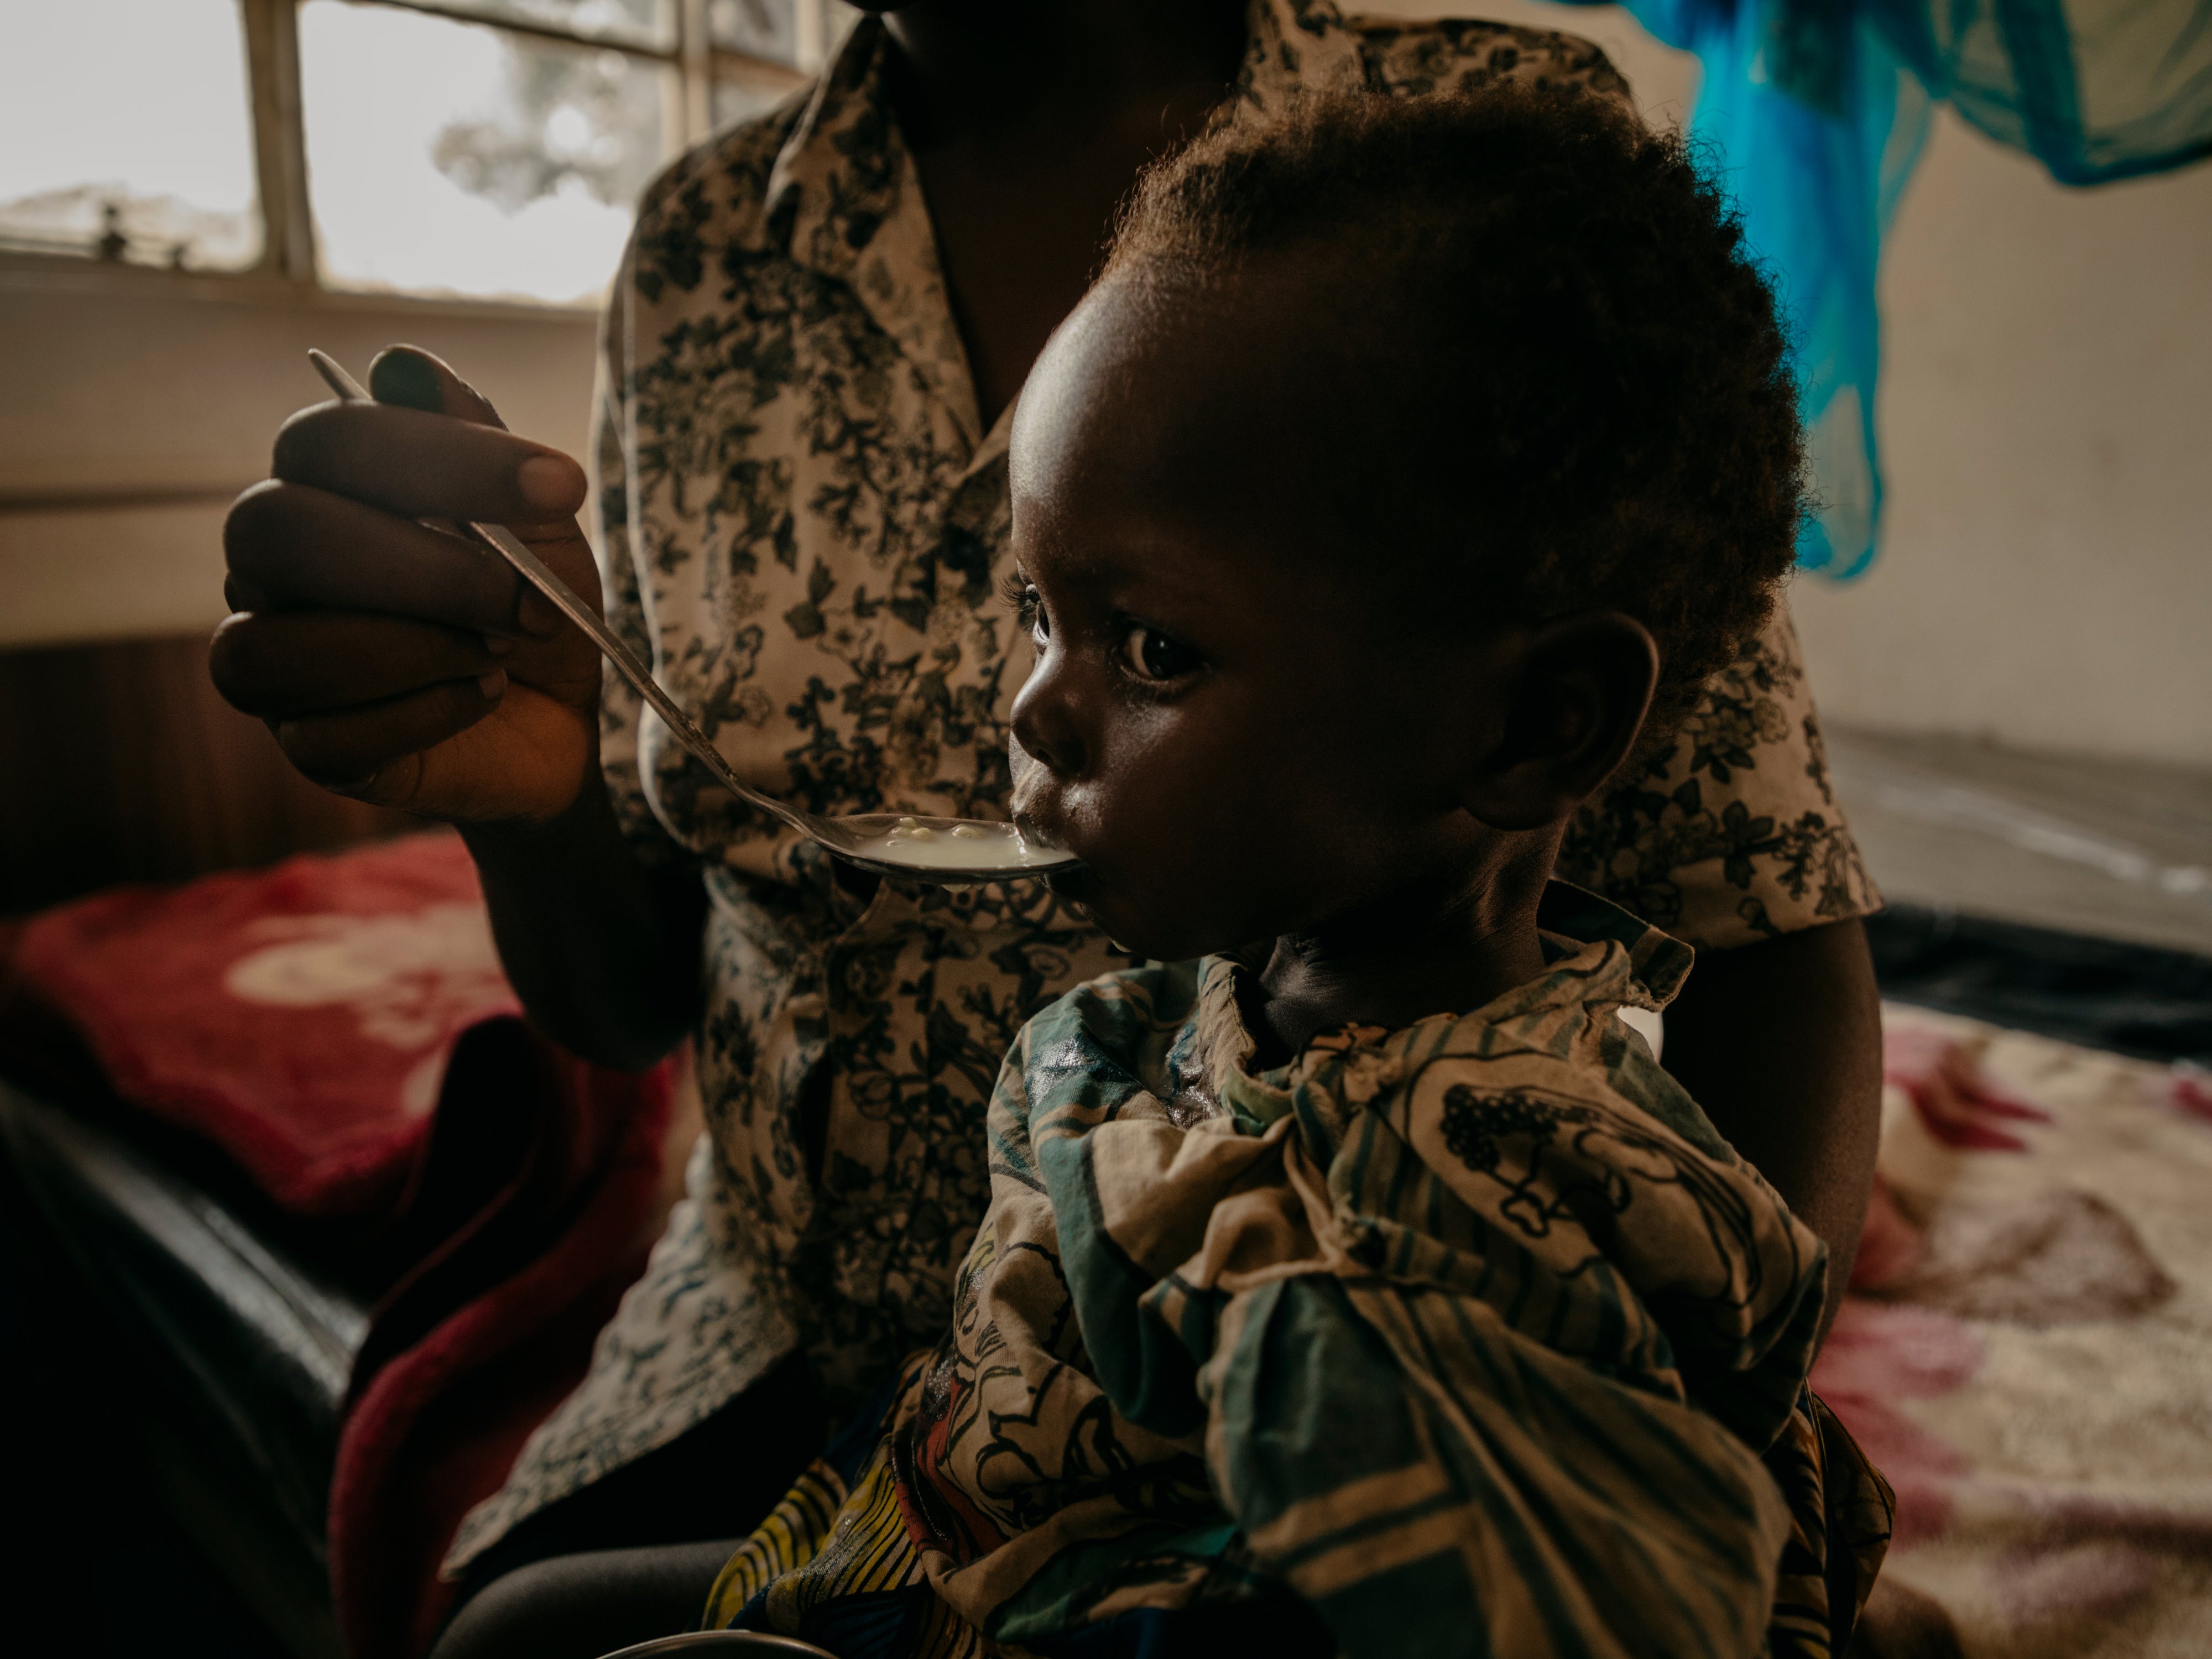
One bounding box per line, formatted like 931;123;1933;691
446;0;1879;1573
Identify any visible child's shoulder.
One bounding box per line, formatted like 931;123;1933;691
993;956;1233;1136
1015;957;1211;1060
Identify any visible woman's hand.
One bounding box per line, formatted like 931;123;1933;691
211;345;602;824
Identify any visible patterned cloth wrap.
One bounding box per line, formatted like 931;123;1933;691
447;0;1882;1573
706;886;1894;1657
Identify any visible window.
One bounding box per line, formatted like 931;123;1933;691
0;0;263;272
297;2;674;304
0;0;859;305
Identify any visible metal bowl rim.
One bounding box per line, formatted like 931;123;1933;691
593;1631;840;1659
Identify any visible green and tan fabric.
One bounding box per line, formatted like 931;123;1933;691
706;887;1892;1657
447;0;1882;1574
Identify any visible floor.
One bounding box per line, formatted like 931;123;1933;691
1825;727;2212;958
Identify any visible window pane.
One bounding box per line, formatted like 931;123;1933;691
300;0;671;305
711;61;806;132
709;0;797;63
405;0;674;53
711;1;860;69
0;0;261;270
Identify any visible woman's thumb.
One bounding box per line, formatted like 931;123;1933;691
367;343;507;429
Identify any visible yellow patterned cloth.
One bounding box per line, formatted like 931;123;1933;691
707;1374;990;1659
707;887;1892;1657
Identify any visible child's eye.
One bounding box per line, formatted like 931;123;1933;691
999;571;1046;643
1118;624;1204;684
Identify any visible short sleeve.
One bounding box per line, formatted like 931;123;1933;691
1353;17;1637;114
1557;603;1882;951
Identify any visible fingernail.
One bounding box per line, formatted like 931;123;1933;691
458;375;500;423
477;670;508;700
369;348;444;411
483;632;515;656
517;455;581;513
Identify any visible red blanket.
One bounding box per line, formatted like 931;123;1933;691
5;831;670;1658
13;832;520;1216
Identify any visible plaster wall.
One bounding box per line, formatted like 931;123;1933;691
0;262;596;648
1792;107;2212;766
1392;0;2212;768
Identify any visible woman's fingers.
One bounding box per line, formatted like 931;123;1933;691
272;399;587;529
239;342;599;654
208;608;505;718
278;682;595;823
271;676;507;792
226;481;530;632
220;343;604;825
368;344;504;427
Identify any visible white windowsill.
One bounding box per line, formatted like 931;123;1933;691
0;246;608;323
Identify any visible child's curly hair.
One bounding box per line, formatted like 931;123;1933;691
1100;83;1807;748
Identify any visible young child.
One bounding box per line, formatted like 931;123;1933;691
701;83;1891;1659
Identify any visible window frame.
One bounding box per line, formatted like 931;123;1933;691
0;0;816;302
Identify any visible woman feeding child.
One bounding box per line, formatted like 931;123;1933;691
213;4;1890;1655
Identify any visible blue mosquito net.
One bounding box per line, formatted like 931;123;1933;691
1564;0;2212;576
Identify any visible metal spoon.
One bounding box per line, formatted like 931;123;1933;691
306;349;1075;885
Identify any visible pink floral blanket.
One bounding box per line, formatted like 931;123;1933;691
1815;1007;2212;1656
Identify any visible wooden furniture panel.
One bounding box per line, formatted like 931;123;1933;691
0;633;415;915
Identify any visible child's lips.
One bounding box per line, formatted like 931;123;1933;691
1008;755;1058;832
1015;808;1079;861
1008;759;1098;876
1013;806;1102;899
1008;766;1074;857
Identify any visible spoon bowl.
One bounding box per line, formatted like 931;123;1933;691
822;812;1072;881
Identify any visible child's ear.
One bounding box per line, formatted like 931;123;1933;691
1457;611;1658;831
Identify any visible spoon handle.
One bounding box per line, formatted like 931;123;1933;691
306;351;823;845
479;521;820;843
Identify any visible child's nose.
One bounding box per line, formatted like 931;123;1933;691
1009;654;1089;779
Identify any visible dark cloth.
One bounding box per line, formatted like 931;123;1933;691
447;1352;828;1623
